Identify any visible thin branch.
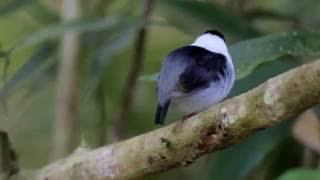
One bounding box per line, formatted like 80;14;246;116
293;110;320;167
302;148;318;167
53;0;82;159
113;0;155;140
33;59;320;179
93;0;111;147
95;82;108;146
1;53;9;115
0;130;18;179
0;50;10;83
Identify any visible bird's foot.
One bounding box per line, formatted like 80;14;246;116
182;112;198;121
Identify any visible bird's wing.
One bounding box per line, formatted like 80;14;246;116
155;47;189;124
158;46;228;99
177;46;227;94
157;47;189;105
155;46;227;124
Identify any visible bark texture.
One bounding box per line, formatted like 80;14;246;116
34;59;320;179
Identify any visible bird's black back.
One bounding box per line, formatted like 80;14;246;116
174;46;228;93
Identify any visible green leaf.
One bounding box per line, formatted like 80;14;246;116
91;27;140;79
231;31;320;79
207;122;291;180
0;42;56;99
244;9;298;22
0;0;36;16
84;20;143;93
22;61;57;100
277;169;320;180
158;0;259;38
25;1;59;24
13;15;139;50
139;31;320;82
229;56;303;96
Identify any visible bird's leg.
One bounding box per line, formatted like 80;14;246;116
182;112;198;121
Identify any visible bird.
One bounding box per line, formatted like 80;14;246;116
155;30;235;124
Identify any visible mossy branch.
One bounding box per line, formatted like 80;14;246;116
30;59;320;179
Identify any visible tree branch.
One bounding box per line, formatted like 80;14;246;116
35;59;320;179
53;0;82;159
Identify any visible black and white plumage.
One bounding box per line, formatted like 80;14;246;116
155;30;235;124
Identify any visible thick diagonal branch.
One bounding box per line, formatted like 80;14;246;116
37;59;320;179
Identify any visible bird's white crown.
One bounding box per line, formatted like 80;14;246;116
191;33;228;56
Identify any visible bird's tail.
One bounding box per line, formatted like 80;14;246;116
155;100;170;124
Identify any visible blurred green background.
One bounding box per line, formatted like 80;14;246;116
0;0;320;179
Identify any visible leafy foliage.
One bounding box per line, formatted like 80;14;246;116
0;0;36;16
14;15;140;50
0;42;56;99
89;21;143;90
1;0;320;179
277;169;320;180
158;0;260;38
208;122;291;180
140;31;320;81
231;31;320;79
